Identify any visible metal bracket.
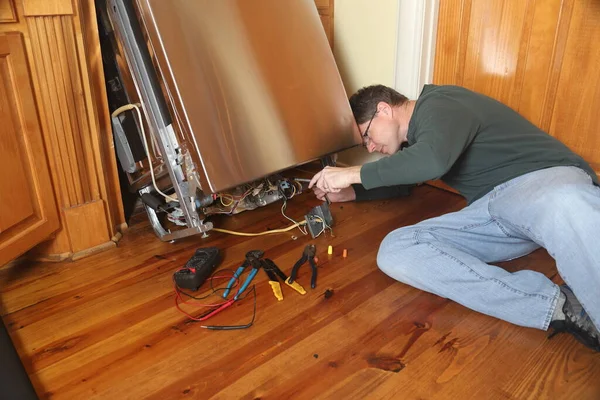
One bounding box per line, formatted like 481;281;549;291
109;0;213;241
304;202;333;238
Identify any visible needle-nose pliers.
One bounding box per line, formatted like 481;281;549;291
288;244;318;289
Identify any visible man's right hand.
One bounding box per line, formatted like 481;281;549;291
313;186;356;203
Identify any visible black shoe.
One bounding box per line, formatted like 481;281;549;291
548;285;600;352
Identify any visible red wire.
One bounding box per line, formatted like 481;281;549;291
174;296;235;321
174;297;235;321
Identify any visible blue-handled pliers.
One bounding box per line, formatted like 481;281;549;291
234;260;262;300
223;250;264;298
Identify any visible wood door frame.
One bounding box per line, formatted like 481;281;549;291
394;0;461;194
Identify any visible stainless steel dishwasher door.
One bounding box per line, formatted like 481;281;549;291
136;0;359;192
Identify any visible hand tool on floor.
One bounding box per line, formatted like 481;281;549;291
223;250;264;298
288;244;318;289
262;259;306;300
234;251;264;300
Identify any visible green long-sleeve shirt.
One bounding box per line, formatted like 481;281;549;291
359;84;598;204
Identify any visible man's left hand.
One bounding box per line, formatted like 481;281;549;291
309;166;362;193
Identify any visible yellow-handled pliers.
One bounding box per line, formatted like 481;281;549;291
262;259;306;301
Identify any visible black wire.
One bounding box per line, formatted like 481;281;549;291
203;285;257;330
174;266;257;329
172;255;258;331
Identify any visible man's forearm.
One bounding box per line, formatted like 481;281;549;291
352;184;414;202
309;165;363;192
360;143;445;189
347;165;362;186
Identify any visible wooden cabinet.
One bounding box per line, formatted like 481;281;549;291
0;32;59;266
0;0;124;266
434;0;600;176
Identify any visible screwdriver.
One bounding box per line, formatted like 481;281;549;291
295;178;331;204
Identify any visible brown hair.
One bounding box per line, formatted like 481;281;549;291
349;85;408;124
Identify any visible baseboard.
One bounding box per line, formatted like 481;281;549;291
28;240;117;263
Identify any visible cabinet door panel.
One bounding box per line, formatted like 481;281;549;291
0;33;58;266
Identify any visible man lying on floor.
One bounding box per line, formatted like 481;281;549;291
309;84;600;352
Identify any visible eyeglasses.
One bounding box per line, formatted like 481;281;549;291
361;109;378;148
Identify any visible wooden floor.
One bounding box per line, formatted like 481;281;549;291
1;184;599;399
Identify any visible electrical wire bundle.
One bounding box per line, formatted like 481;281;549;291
210;177;301;216
207;177;332;238
279;179;332;238
211;185;257;215
173;268;256;330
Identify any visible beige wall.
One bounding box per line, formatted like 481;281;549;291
333;0;400;166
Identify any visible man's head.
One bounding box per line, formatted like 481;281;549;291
349;85;410;155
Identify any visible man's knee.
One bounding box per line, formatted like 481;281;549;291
376;226;438;294
376;226;418;275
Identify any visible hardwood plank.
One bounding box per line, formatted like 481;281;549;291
548;0;600;163
1;184;599;399
433;0;600;170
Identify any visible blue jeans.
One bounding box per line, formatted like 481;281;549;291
377;166;600;330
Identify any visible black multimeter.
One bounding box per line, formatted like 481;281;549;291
173;247;220;291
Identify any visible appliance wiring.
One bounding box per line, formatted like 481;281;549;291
112;103;178;203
